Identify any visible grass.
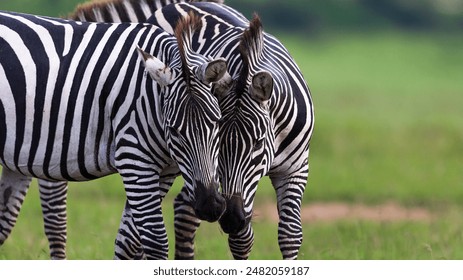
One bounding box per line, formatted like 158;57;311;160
280;31;463;206
2;180;463;260
1;31;463;259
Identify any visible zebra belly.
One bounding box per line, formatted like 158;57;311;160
0;117;116;181
0;146;116;182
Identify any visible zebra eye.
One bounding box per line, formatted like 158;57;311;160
167;126;181;141
253;138;264;151
251;138;265;165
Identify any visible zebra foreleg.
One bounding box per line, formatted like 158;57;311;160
133;205;167;259
0;169;32;245
116;164;168;259
114;201;144;260
125;188;168;260
173;187;201;260
114;171;179;259
38;179;68;260
270;163;308;260
228;223;254;260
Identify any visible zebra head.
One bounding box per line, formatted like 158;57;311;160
215;15;275;234
137;12;227;222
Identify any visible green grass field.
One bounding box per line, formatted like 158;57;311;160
1;31;462;260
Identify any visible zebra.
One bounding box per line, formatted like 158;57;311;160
0;0;224;260
0;10;227;259
147;2;314;260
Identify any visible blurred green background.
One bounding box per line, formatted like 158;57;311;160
0;0;462;259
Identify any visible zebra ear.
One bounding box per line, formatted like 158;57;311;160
212;71;233;100
197;58;228;84
250;71;273;103
136;46;175;86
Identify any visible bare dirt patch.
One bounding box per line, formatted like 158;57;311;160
254;201;433;222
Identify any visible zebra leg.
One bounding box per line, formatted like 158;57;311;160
114;201;144;260
126;189;167;259
38;179;68;260
228;223;254;260
114;188;200;260
270;163;308;260
116;165;168;259
114;171;178;259
0;169;32;245
173;186;201;260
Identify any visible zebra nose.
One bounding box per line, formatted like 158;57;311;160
193;181;226;222
219;195;247;235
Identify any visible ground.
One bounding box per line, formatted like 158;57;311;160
255;201;432;222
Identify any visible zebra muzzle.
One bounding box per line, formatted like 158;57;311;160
193;181;226;223
219;195;248;235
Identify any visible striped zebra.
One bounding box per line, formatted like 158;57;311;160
148;3;314;260
3;0;224;260
0;10;227;259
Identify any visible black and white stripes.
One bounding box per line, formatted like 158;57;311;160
1;0;315;260
148;2;314;260
0;9;227;259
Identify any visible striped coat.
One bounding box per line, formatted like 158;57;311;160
0;10;226;259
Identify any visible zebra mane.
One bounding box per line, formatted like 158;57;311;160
67;0;226;21
194;0;225;3
174;11;203;91
237;14;264;97
67;0;154;21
